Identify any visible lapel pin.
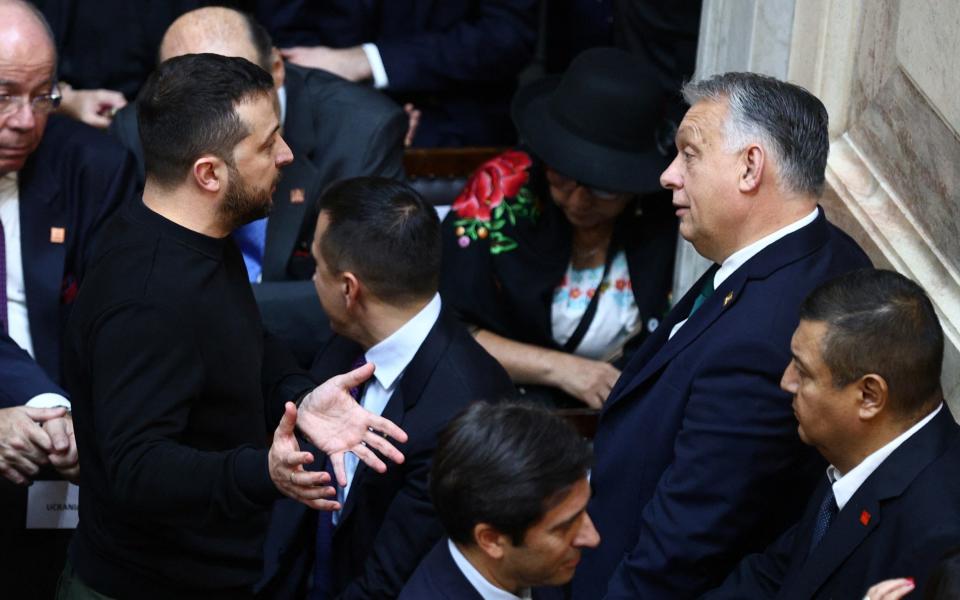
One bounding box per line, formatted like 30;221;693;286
290;188;305;204
860;509;871;526
50;227;65;244
723;291;734;307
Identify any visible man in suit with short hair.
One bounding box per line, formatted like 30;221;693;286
259;177;514;599
572;72;873;599
704;268;960;599
400;401;599;599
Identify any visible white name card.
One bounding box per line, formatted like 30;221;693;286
26;481;79;529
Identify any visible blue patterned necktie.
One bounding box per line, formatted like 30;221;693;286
808;486;838;557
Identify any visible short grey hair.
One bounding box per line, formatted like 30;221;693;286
682;72;829;197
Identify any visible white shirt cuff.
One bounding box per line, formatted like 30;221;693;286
361;43;389;89
25;393;71;410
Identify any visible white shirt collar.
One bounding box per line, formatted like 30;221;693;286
827;403;943;510
714;207;820;289
277;85;288;128
0;171;16;190
363;293;441;390
448;539;531;600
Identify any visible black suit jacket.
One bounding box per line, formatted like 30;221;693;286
0;115;137;405
572;210;872;599
256;0;537;147
110;63;406;365
258;309;514;599
399;538;564;600
705;406;960;599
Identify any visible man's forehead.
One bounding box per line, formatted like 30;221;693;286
794;320;829;357
677;99;728;143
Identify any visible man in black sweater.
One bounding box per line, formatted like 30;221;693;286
60;53;407;599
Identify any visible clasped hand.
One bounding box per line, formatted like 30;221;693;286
0;406;79;485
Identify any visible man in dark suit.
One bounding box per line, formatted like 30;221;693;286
705;269;960;599
0;2;138;595
571;73;873;599
400;402;598;599
259;0;538;147
108;6;407;364
258;177;514;599
0;2;138;482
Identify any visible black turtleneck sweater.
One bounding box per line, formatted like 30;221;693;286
63;198;316;599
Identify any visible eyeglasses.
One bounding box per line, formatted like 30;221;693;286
545;168;623;200
0;88;62;118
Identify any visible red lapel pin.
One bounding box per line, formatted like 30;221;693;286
290;188;305;204
860;510;871;526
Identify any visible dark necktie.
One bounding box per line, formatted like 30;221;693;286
311;353;368;599
347;353;368;401
1;217;8;334
688;266;717;317
808;486;838;557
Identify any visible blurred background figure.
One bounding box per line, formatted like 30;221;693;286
253;0;538;147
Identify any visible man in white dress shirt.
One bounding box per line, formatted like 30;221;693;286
0;0;137;485
258;176;513;599
704;268;960;599
400;401;599;600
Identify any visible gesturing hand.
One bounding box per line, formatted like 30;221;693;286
269;402;339;510
0;406;65;485
297;362;408;486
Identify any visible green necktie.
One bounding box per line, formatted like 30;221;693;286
689;269;716;317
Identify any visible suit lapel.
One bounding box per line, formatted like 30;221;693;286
603;209;830;414
336;311;453;527
281;66;319;167
262;155;316;281
785;407;959;599
17;164;66;376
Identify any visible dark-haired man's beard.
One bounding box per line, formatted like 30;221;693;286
220;166;279;231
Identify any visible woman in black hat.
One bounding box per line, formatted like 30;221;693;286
439;47;678;409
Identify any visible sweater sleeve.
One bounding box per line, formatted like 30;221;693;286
88;301;280;520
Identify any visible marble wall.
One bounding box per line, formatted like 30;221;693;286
689;0;960;410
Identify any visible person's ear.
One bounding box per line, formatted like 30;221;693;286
474;523;509;560
857;373;889;421
738;143;764;193
342;272;361;309
192;156;224;194
270;47;285;89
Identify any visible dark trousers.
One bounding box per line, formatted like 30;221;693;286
56;562;116;600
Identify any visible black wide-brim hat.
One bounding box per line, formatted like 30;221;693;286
512;47;671;195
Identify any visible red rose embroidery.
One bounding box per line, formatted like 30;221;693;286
452;151;532;221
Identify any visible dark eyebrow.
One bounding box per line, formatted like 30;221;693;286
260;123;280;147
550;508;586;533
791;352;810;373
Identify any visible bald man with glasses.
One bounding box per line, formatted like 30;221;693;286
0;0;138;484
